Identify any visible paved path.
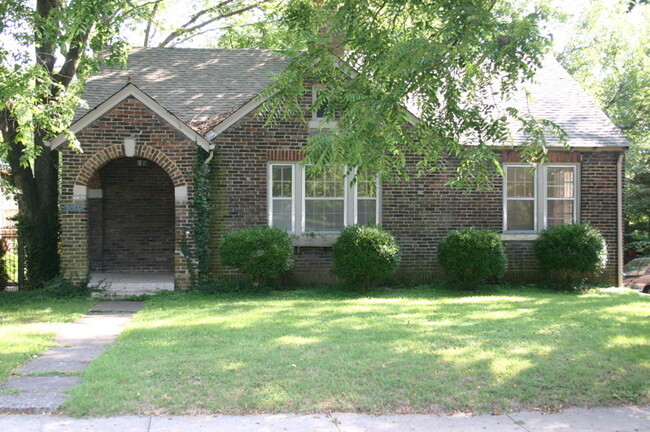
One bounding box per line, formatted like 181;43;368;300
0;301;143;414
0;406;648;431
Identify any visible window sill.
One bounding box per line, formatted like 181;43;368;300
292;234;338;247
308;119;338;130
501;233;539;241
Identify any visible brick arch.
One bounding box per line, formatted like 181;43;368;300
75;144;186;187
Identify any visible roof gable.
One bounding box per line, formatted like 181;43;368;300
76;48;292;128
48;83;211;151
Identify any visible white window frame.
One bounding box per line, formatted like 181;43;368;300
503;163;579;234
268;164;296;233
354;174;381;226
302;165;348;234
309;86;338;129
544;165;578;228
267;163;381;235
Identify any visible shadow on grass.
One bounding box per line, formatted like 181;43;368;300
62;285;650;416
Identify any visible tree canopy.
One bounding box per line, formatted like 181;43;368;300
0;0;140;287
553;0;650;254
259;0;555;188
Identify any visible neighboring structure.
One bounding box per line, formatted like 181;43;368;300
48;48;629;292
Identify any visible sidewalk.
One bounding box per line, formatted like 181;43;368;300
0;301;143;413
0;406;649;431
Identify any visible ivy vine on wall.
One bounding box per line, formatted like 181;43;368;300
182;147;212;287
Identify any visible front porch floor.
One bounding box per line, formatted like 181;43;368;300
89;272;175;298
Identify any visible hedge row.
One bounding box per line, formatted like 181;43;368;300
218;223;607;290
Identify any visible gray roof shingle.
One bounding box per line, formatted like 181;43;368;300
77;47;291;127
77;48;628;148
501;56;629;148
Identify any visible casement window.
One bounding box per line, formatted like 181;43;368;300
268;163;380;235
504;164;578;233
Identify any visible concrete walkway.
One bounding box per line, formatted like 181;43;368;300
0;301;143;413
0;406;648;431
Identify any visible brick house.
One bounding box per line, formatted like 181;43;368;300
48;48;629;293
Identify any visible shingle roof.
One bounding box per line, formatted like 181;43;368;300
76;47;291;126
77;48;628;148
501;56;629;148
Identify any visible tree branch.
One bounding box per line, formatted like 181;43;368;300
144;0;161;47
53;28;92;89
35;0;61;74
158;0;271;47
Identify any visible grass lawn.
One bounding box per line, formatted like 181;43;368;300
0;292;94;382
63;285;649;416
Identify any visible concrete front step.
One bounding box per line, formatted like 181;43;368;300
89;272;174;298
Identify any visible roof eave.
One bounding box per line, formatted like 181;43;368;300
47;83;211;151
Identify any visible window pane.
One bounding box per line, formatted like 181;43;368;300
357;199;377;225
357;172;377;198
305;166;345;198
305;199;344;231
547;167;575;198
547;200;574;226
272;166;292;198
507;167;534;198
272;199;292;232
507;200;534;231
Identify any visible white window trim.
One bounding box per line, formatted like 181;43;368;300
268;163;381;237
503;163;579;235
302;165;348;234
353;176;382;226
268;163;296;233
309;86;338;130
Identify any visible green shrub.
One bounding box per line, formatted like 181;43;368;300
41;275;97;299
437;228;507;287
219;226;294;287
533;223;607;284
332;225;401;289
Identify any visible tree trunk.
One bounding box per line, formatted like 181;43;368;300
4;121;60;289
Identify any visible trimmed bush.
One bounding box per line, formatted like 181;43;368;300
437;228;507;287
533;223;607;284
332;225;401;289
219;226;294;287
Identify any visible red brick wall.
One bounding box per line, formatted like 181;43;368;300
210;107;623;285
60;97;196;289
91;158;175;272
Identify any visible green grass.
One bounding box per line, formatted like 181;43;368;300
0;292;93;381
63;285;649;416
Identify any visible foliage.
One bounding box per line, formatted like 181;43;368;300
260;0;558;189
213;1;306;50
626;143;650;254
219;225;294;287
533;224;607;284
15;214;59;289
1;0;142;288
0;238;9;288
139;0;279;47
437;228;507;288
331;224;401;289
554;0;650;254
39;275;98;299
183;148;212;287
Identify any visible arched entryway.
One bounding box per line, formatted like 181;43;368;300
88;157;175;274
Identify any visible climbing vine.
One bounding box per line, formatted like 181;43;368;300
183;147;212;287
